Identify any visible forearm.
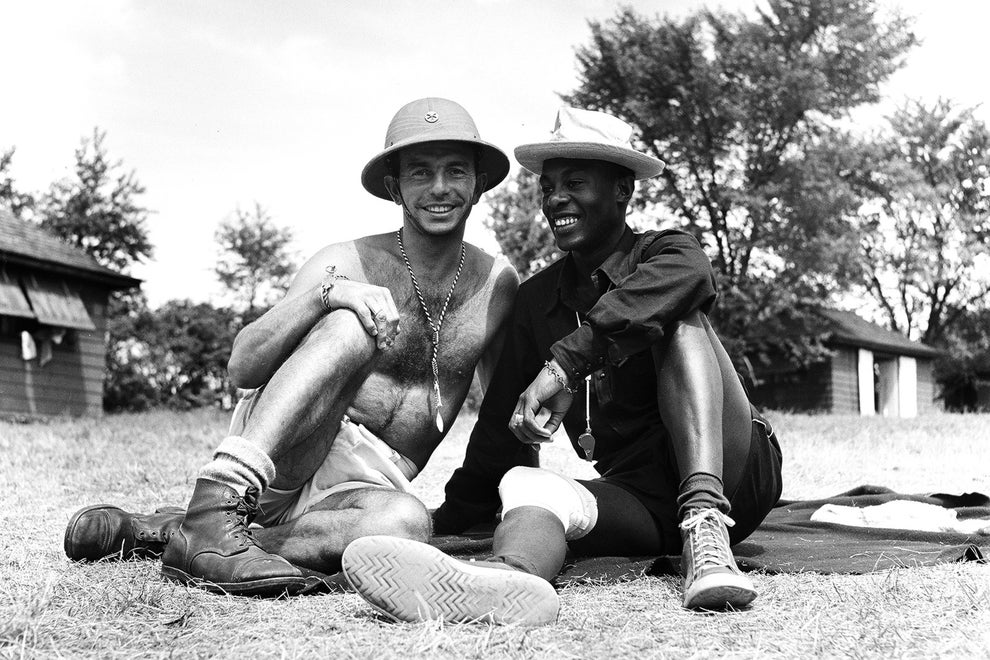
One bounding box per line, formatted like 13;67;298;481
228;286;326;388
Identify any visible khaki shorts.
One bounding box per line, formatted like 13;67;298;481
228;389;419;527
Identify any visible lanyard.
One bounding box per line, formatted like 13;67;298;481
575;311;595;461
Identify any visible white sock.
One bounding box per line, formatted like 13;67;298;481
197;436;276;495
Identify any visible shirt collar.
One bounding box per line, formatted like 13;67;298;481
550;226;637;315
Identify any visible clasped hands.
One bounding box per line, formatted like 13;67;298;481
509;358;575;447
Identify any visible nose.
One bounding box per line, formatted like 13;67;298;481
429;171;450;196
547;189;568;209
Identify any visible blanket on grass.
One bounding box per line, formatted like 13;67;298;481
303;486;989;593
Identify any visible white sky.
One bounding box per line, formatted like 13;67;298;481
1;0;987;306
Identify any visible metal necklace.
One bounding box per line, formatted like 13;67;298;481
397;228;466;433
575;311;596;461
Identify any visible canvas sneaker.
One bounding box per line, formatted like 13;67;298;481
342;535;559;626
679;508;757;610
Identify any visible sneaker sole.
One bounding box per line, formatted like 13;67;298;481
161;565;307;597
683;572;757;610
342;535;559;626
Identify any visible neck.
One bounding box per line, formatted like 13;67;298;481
397;222;466;277
570;225;626;280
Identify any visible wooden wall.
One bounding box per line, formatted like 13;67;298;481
749;361;831;412
916;359;940;415
828;346;860;414
0;279;108;417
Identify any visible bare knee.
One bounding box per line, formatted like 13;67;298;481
355;491;431;542
301;310;376;364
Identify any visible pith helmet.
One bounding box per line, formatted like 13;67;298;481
362;97;510;200
515;106;665;180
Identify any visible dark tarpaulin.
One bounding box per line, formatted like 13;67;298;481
299;486;989;594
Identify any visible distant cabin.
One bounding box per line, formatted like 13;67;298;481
0;209;140;417
751;308;941;417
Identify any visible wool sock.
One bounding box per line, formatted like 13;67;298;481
676;472;731;520
197;436;276;495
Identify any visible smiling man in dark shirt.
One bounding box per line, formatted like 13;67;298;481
342;107;783;625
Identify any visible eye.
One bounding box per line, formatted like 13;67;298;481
566;179;584;189
540;185;553;195
406;167;430;179
448;167;470;178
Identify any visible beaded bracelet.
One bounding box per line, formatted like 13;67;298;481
543;360;579;394
320;265;348;311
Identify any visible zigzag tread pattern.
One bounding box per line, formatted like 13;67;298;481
343;536;557;624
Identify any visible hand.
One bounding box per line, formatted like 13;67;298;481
322;279;400;350
509;359;575;445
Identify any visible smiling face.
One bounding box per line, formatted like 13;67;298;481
539;158;633;262
384;141;486;237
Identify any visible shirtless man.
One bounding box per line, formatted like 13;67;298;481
63;97;519;597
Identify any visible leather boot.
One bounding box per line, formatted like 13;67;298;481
161;478;306;597
64;505;185;561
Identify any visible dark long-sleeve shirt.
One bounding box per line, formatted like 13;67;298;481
433;227;718;533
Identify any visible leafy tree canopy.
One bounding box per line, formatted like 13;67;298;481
39;128;152;273
214;202;296;317
0;147;36;219
852;99;990;345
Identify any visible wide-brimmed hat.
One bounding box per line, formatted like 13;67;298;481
515;106;665;180
361;97;510;200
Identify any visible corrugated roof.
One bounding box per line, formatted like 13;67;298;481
0;208;140;287
819;308;941;359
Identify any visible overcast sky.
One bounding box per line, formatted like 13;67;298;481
2;0;987;306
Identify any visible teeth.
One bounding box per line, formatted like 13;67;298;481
426;205;454;213
554;215;579;228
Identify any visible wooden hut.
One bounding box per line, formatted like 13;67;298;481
751;308;942;417
0;209;140;417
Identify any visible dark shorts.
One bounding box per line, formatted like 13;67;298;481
572;410;782;556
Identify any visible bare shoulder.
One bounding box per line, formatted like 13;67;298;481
285;235;387;299
463;244;518;325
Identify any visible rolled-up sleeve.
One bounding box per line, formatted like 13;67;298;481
550;231;717;380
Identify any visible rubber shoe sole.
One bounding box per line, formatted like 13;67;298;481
682;571;757;610
342;535;559;626
161;565;307;598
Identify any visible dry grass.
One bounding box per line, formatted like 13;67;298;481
1;409;989;658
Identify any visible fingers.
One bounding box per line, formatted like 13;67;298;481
510;398;553;444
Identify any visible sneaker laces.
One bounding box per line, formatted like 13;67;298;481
680;508;735;571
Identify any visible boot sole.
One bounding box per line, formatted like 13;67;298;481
161;565;307;597
342;535;559;626
683;572;757;610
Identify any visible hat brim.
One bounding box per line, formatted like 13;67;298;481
362;135;510;201
514;142;665;180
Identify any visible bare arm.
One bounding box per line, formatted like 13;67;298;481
228;245;400;388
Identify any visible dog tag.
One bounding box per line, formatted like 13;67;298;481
578;432;595;461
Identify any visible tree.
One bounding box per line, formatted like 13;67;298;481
0;147;36;219
39;128;152;272
853;100;990;346
934;307;990;411
555;0;916;372
104;298;239;411
215;203;296;318
485;169;560;278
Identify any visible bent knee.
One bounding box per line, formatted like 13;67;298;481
499;466;598;541
357;491;431;542
302;310;376;361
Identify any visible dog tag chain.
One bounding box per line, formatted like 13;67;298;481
575;311;596;461
397;229;466;433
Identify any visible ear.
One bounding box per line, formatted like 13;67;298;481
384;175;403;206
615;175;634;204
471;172;489;204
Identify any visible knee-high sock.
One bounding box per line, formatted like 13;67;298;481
488;506;566;582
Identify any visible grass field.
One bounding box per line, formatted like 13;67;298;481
2;409;989;658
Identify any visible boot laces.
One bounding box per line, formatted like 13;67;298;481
680;508;735;571
229;487;262;547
